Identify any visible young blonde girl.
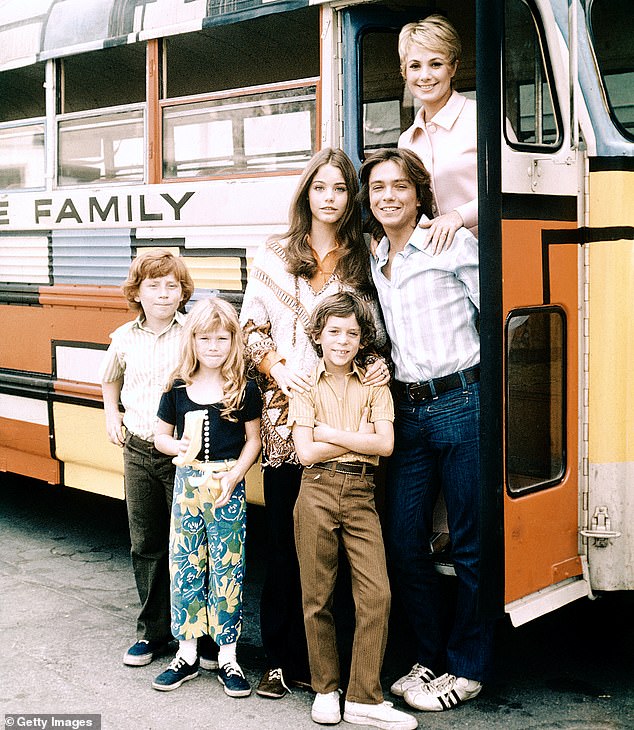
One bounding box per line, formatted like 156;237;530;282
152;297;261;697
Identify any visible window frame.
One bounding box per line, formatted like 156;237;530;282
0;117;47;191
503;0;564;152
56;101;147;188
587;0;634;143
159;77;320;182
505;304;567;497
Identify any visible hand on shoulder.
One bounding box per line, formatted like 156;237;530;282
418;210;465;254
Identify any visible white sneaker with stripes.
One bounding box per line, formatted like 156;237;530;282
389;663;436;697
404;673;482;711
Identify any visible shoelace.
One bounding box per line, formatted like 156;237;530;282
222;661;245;678
268;668;291;693
406;663;428;680
423;673;456;694
168;655;191;672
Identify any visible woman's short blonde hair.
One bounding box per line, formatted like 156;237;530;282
398;14;462;76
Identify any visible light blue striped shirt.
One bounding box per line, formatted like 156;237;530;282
370;219;480;383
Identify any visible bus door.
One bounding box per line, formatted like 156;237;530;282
338;0;478;559
495;0;590;625
341;0;591;624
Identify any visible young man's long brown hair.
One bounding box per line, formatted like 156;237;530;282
358;148;434;243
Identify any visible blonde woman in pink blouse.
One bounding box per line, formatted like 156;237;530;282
398;14;477;253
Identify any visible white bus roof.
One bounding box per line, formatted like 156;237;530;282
0;0;308;72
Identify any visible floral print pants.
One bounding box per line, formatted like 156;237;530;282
169;464;246;645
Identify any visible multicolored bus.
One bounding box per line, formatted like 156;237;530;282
0;0;632;626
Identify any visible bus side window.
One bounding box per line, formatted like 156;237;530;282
506;307;566;495
360;30;403;155
161;8;320;179
58;45;146;186
590;0;634;140
504;0;562;148
0;63;46;190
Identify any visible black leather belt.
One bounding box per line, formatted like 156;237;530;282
312;461;375;476
393;365;480;403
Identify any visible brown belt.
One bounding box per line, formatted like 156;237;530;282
312;461;375;476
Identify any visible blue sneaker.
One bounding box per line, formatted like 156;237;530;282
198;635;219;671
123;639;168;667
217;661;252;697
152;656;199;691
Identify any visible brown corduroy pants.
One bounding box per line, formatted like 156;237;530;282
293;465;391;704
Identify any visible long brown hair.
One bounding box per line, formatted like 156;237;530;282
277;148;372;292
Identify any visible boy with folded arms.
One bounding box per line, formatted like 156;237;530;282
289;292;417;730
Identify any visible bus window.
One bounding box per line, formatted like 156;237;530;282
506;308;566;495
58;44;146;186
0;63;46;122
164;9;319;97
589;0;634;140
162;8;319;178
504;0;561;148
0;63;46;190
361;30;403;154
163;85;317;178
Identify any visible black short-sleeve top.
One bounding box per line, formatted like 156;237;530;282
157;379;262;462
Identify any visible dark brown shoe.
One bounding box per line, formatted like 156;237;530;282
256;668;289;698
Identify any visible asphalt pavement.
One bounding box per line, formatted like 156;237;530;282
0;474;632;730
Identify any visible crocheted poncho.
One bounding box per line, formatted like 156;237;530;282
240;238;387;467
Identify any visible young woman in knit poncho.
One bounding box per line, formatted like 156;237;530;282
240;147;390;698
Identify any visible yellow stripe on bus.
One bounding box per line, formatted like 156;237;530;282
187;256;244;292
53;402;125;499
52;401;264;503
588;170;634;463
589;171;634;227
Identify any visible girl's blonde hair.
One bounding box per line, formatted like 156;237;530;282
398;14;462;77
169;297;246;422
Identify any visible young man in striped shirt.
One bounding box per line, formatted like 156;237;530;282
359;148;493;712
289;292;417;730
100;249;199;668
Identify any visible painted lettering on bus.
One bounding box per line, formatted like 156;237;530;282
0;200;8;225
34;192;196;225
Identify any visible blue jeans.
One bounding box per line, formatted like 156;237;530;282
385;380;493;681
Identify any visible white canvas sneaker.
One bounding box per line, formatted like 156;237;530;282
343;700;418;730
311;690;342;724
389;663;436;697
